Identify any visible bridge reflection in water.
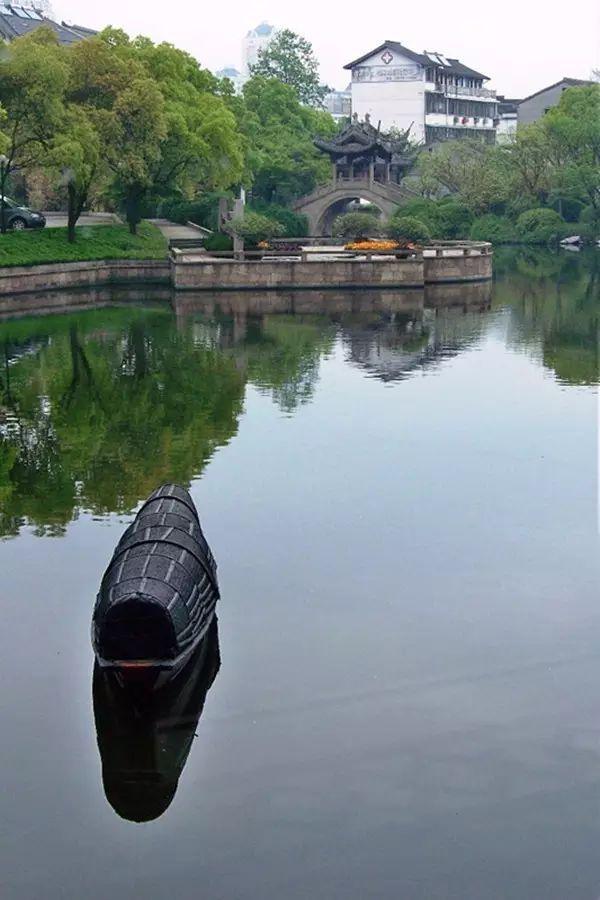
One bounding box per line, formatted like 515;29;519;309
173;281;492;385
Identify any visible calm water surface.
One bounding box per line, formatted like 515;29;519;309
1;250;599;899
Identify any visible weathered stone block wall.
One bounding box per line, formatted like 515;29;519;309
424;254;493;284
0;259;170;299
173;258;425;291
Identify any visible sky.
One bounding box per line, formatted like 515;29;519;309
51;0;600;98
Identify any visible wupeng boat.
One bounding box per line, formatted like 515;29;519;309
92;484;219;683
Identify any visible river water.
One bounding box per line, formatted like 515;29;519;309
1;250;598;899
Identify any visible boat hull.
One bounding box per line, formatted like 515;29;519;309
92;484;219;681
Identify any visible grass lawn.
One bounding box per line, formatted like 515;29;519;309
0;222;168;268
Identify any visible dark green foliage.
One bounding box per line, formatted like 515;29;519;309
248;202;308;237
203;232;233;251
580;204;600;234
392;198;473;239
469;215;520;244
517;208;565;244
332;212;383;240
386;216;431;243
162;193;229;230
242;76;335;205
0;223;167;267
229;210;285;243
549;196;584;222
249;29;327;107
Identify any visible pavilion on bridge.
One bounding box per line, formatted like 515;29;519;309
314;114;418;187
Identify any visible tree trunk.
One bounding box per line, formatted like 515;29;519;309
125;187;143;236
0;170;7;236
67;183;77;244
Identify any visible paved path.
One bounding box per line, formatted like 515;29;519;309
43;213;121;229
148;218;209;241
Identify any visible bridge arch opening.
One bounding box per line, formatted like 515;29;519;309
316;196;386;237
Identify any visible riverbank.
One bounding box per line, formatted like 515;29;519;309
0;223;167;268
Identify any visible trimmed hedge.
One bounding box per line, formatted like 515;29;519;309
247;202;309;237
332;212;383;240
469;214;519;244
517;208;565;244
387;215;431;243
391;198;473;239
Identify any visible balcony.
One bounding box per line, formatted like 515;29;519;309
431;83;497;99
425;112;496;129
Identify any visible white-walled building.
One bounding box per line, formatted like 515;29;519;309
496;97;520;143
345;41;498;144
242;22;276;77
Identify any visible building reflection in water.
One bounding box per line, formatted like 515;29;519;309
93;619;220;823
173;281;493;385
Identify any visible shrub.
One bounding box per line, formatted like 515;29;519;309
332;212;382;240
248;202;308;237
580;205;600;235
516;208;565;244
431;199;474;239
386;216;431;243
391;198;472;239
469;214;519;244
162;192;229;230
204;232;233;252
228;210;285;244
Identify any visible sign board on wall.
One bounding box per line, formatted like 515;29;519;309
352;66;422;83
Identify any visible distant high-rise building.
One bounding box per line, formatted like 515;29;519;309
215;66;245;94
243;22;275;77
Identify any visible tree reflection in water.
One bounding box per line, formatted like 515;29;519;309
0;254;596;537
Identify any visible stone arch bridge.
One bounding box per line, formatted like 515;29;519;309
293;177;415;236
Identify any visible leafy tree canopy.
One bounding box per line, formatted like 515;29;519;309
250;29;328;107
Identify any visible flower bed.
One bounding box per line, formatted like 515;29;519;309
345;240;417;252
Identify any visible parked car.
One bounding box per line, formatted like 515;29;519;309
0;197;46;231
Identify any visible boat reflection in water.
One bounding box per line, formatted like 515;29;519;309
93;618;220;823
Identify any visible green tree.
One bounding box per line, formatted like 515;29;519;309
417;140;510;213
242;76;335;204
49;107;102;243
250;29;327;107
125;38;244;204
503;123;554;207
544;85;600;219
0;27;68;233
67;31;167;234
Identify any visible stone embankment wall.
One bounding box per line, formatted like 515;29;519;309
173;257;426;292
424;253;493;284
0;259;170;300
172;245;493;292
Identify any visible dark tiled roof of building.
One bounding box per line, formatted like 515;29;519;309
344;41;489;80
520;77;594;104
497;96;521;113
0;9;95;45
